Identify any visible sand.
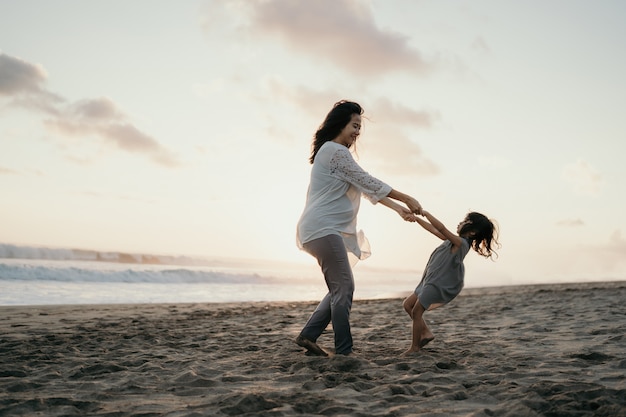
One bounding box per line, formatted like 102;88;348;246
1;281;625;417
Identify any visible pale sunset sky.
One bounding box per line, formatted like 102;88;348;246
1;1;625;287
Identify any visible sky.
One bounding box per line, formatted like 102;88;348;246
1;0;626;287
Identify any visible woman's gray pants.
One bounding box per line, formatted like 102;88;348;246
299;234;354;355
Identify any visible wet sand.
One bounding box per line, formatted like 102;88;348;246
1;281;625;416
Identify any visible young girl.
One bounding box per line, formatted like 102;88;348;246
402;210;499;355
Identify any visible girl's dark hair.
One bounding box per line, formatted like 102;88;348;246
309;100;363;164
459;212;500;259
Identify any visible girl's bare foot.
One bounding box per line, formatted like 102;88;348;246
401;334;434;356
401;347;420;356
420;336;434;348
421;321;434;346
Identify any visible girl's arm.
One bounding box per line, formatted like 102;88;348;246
421;211;463;249
414;216;446;240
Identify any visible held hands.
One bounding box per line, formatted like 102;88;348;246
405;197;423;216
398;206;432;224
397;206;418;222
381;192;422;221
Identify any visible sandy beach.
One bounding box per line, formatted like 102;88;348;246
1;281;625;417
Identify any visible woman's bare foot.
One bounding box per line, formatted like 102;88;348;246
295;335;328;357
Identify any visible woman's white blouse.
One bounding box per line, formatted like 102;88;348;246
296;141;391;263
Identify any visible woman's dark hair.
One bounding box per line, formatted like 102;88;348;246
459;212;500;259
309;100;363;164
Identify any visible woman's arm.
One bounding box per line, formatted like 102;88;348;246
387;189;423;215
329;147;391;202
328;147;422;213
379;197;417;222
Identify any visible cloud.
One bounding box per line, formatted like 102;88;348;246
0;52;179;167
266;79;438;131
0;52;47;95
0;52;64;113
368;97;439;129
470;36;491;55
364;124;439;176
556;218;584;227
0;166;43;176
45;97;180;167
45;110;180;167
263;80;439;176
70;97;125;122
100;124;180;167
562;159;603;195
360;98;439;175
242;0;435;77
266;80;352;120
0;166;18;175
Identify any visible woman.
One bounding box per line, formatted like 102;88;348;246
295;100;423;356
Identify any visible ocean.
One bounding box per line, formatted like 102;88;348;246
0;244;418;306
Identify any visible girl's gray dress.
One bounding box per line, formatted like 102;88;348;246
415;238;471;310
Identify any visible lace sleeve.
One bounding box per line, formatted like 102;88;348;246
329;147;392;203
